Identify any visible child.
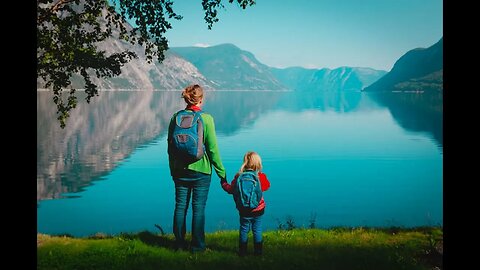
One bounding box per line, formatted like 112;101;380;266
221;151;271;256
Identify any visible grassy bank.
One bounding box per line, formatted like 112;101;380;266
37;227;442;270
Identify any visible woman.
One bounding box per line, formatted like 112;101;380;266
167;84;227;252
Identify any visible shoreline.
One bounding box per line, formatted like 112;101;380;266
38;227;443;270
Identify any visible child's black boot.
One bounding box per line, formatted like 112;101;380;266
253;241;263;256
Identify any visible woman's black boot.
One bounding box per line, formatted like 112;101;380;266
239;241;248;257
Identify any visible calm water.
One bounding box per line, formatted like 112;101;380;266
37;90;443;236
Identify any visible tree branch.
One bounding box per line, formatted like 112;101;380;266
50;0;76;13
38;0;76;23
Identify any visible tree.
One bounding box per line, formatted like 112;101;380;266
37;0;255;128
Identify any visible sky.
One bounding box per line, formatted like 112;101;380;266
163;0;442;71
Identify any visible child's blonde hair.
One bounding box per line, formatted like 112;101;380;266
239;151;262;173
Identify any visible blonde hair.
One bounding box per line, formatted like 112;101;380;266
239;151;262;173
182;84;204;106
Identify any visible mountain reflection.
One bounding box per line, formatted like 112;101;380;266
37;89;442;201
274;90;442;148
275;90;364;113
37;91;185;200
369;92;443;148
37;90;281;200
203;91;283;134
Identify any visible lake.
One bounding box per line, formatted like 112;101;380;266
37;90;443;237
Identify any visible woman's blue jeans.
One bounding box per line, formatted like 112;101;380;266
173;172;211;252
239;215;263;243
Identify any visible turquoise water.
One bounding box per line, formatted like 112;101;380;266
37;90;443;236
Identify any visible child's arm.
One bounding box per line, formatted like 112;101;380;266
221;173;239;194
259;172;270;192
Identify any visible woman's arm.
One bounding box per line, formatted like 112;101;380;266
202;114;226;179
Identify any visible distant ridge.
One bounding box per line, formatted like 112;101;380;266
36;4;396;92
364;38;443;92
170;44;286;90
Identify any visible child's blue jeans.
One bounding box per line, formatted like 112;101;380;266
239;214;263;243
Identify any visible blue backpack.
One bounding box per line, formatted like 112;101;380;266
233;171;263;210
170;110;205;164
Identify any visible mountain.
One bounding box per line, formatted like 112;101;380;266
363;38;443;92
36;3;389;92
66;50;216;90
37;7;215;91
169;44;287;90
270;66;387;91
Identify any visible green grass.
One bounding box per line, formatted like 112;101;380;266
37;227;442;270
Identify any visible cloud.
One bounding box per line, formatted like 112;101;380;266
193;43;210;48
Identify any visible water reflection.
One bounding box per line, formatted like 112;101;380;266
275;90;364;113
203;91;283;134
37;90;442;201
37;91;185;200
369;92;443;148
37;90;282;200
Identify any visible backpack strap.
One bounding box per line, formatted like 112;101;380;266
241;170;261;187
175;109;202;128
243;170;258;177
